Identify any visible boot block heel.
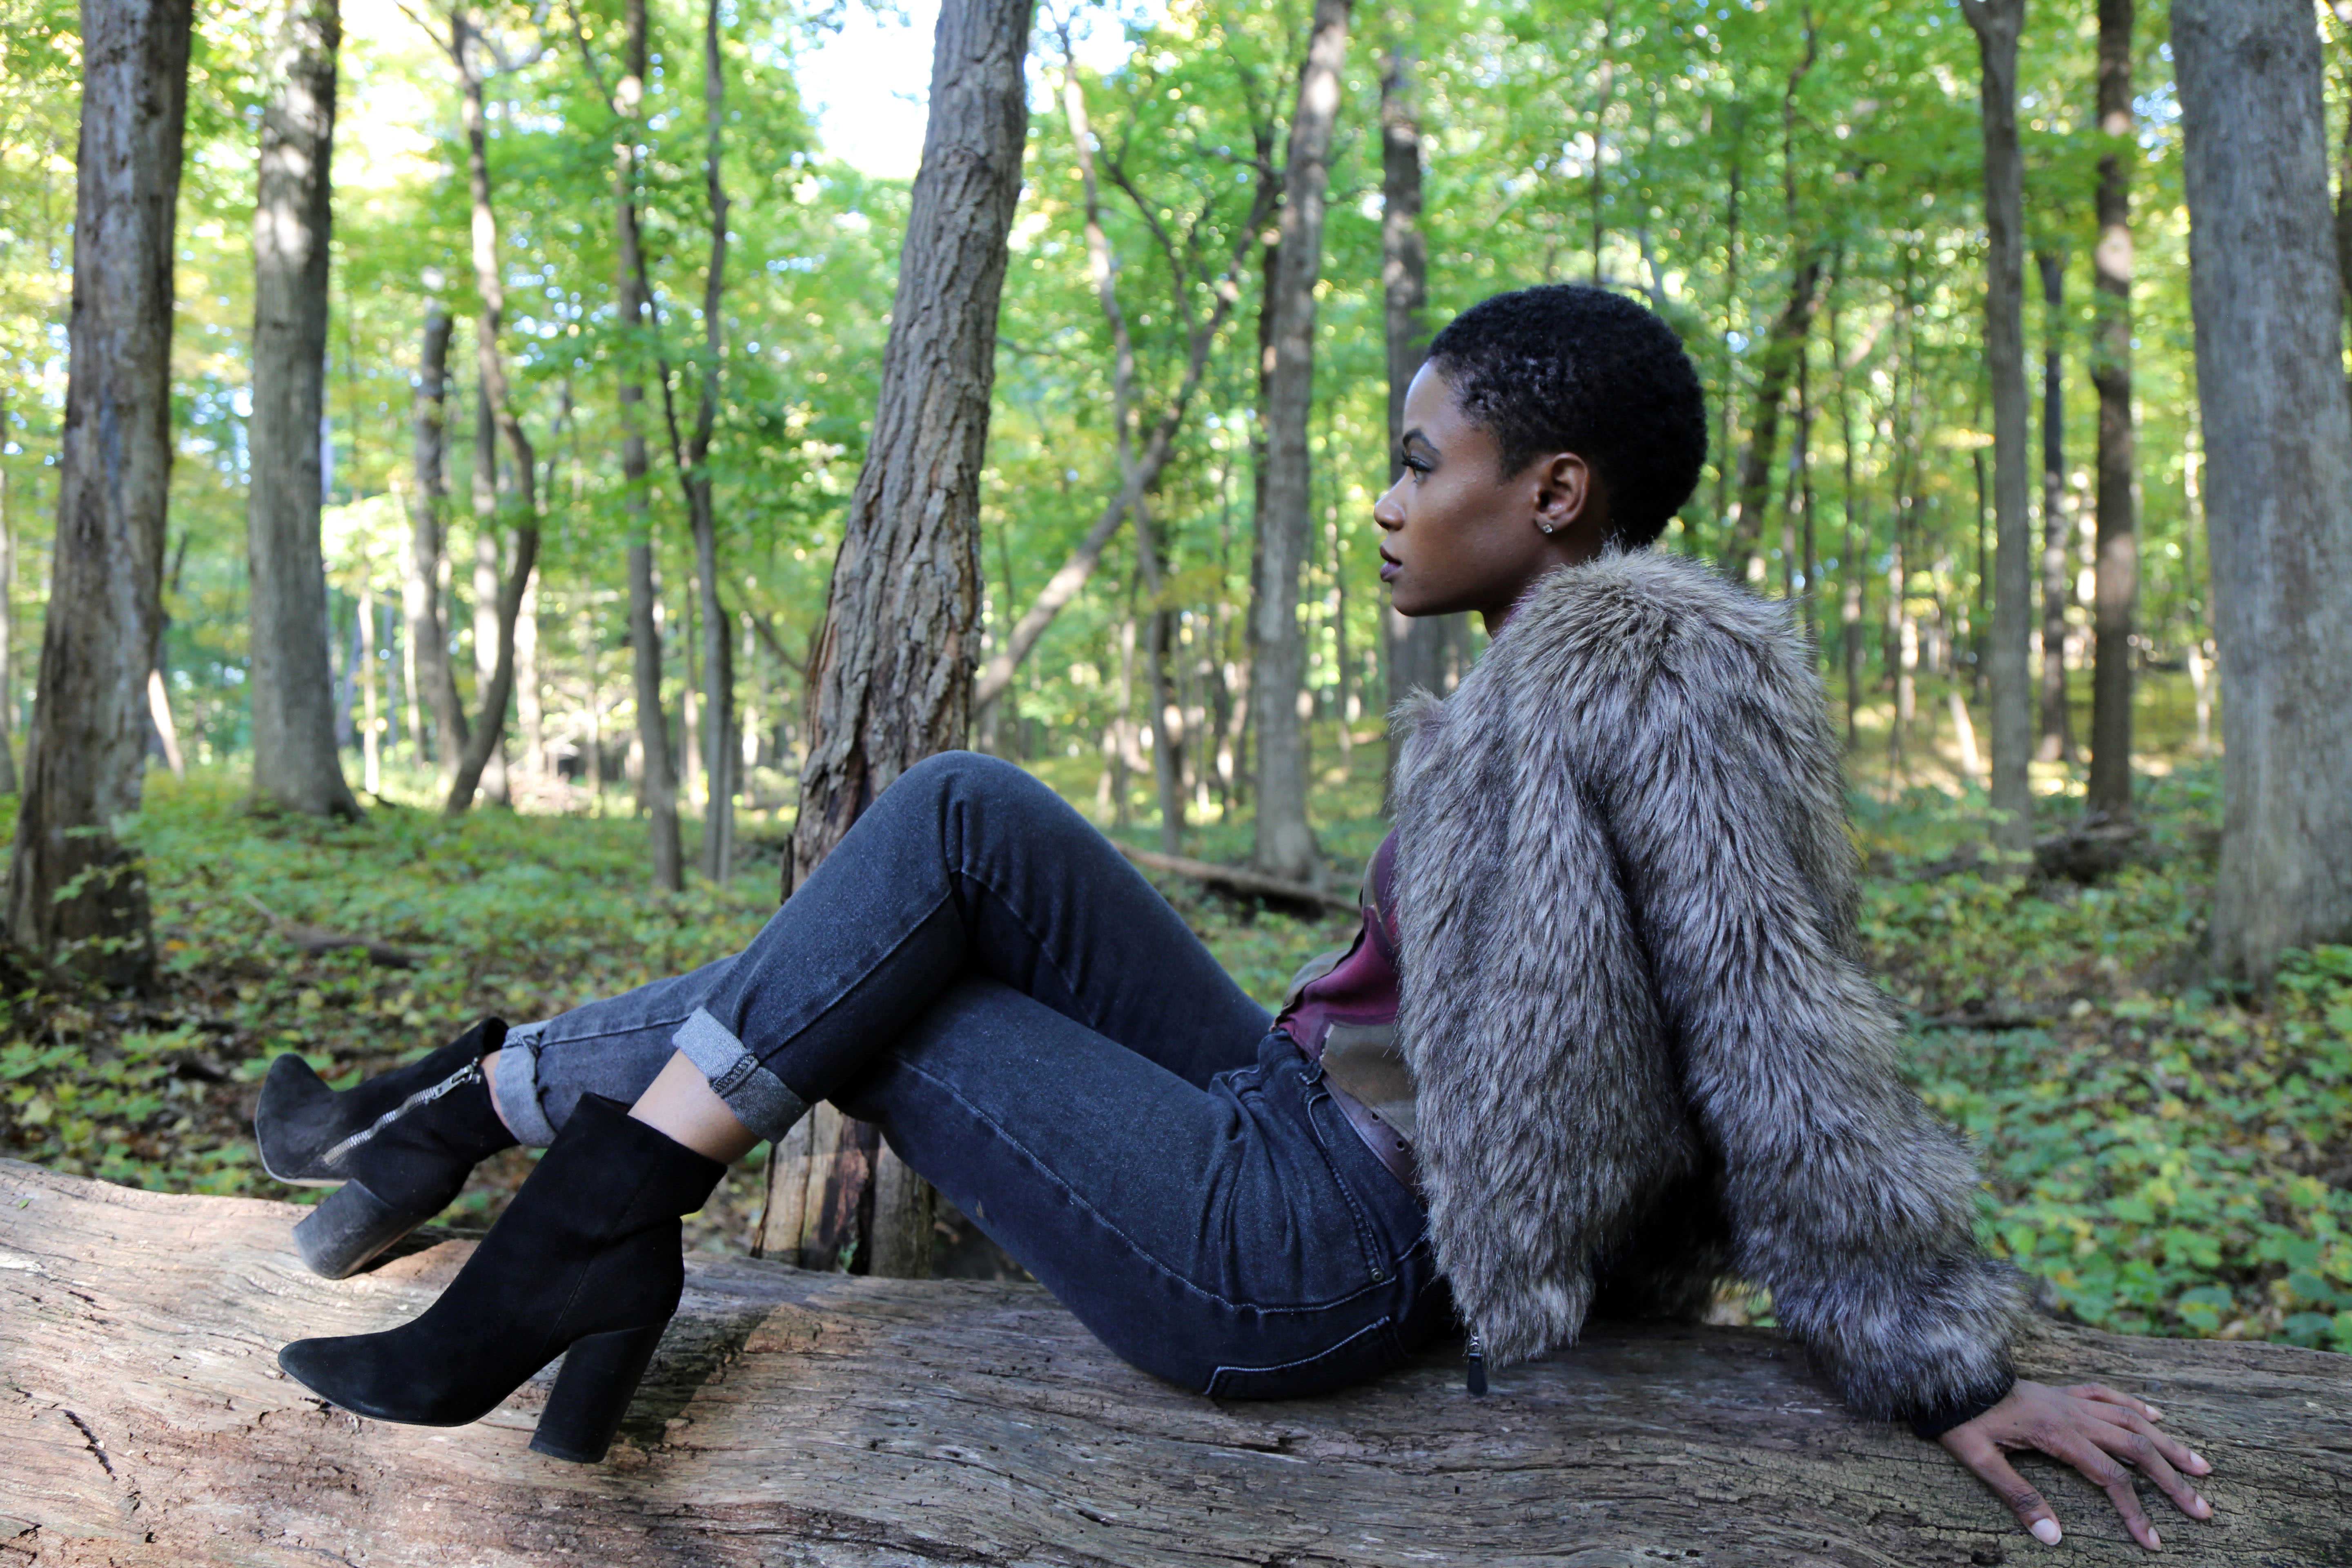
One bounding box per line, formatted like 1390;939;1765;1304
530;1323;667;1463
294;1180;418;1281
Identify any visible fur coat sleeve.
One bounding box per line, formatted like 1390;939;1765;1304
1390;549;2023;1431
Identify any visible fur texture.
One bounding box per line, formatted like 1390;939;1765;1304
1390;548;2024;1424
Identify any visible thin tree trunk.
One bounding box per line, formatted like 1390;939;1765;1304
403;289;465;779
0;390;18;795
2174;0;2352;982
769;0;1032;1281
1379;47;1459;789
1588;3;1615;284
688;0;734;882
358;579;380;793
575;0;682;886
1056;40;1184;852
2087;0;2138;816
514;571;542;780
1713;108;1744;543
1725;26;1820;585
1963;0;2035;855
1250;0;1350;885
248;0;359;819
969;172;1269;721
2036;249;2077;764
5;0;192;984
1828;294;1866;751
440;6;541;817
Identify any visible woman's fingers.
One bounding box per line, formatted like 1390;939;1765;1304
2047;1425;2167;1550
1947;1425;2067;1545
2066;1382;2164;1423
2077;1401;2214;1481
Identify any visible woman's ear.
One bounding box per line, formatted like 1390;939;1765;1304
1530;452;1595;538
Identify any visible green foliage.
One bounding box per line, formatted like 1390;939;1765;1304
1862;767;2352;1350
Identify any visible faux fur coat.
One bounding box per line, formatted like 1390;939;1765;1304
1388;547;2024;1430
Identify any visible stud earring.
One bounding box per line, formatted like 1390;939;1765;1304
1537;519;1556;535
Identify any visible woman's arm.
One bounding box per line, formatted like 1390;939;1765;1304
1940;1381;2214;1550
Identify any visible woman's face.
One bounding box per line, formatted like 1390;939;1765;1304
1372;363;1608;633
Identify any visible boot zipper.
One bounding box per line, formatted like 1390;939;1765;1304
319;1059;483;1169
1465;1332;1487;1396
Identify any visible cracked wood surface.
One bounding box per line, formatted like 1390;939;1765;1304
0;1159;2346;1567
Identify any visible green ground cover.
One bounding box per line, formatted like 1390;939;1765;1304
0;716;2344;1352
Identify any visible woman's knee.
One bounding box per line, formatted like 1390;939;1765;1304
893;750;1061;819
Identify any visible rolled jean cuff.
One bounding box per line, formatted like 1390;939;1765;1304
491;1020;559;1147
675;1007;808;1144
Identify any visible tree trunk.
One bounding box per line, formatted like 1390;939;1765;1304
358;578;380;793
774;0;1032;1279
688;0;734;883
4;1163;2348;1567
247;0;359;821
1828;295;1867;751
4;0;191;986
2036;249;2077;765
440;6;541;817
2087;0;2138;818
0;391;20;795
1379;47;1460;790
1249;0;1350;885
402;289;466;780
514;570;542;780
579;0;684;887
1962;0;2035;855
2174;0;2352;984
1056;42;1185;853
1725;29;1820;586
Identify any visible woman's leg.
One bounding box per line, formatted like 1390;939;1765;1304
646;751;1276;1148
833;978;1444;1395
484;959;733;1146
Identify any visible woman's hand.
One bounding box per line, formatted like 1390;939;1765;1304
1940;1380;2214;1550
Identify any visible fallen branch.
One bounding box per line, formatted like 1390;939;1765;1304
1114;843;1357;915
0;1160;2343;1566
243;893;420;970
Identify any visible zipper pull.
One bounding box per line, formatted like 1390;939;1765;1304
1464;1333;1487;1396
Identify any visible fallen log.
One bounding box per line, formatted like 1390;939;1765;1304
241;894;420;970
0;1159;2343;1567
1112;844;1359;916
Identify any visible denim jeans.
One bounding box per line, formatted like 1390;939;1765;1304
492;751;1445;1397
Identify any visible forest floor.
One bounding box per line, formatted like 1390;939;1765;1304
0;668;2345;1353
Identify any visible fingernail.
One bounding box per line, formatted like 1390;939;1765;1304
2189;1451;2209;1473
2194;1495;2210;1516
2149;1527;2162;1549
2146;1405;2164;1421
2031;1519;2062;1545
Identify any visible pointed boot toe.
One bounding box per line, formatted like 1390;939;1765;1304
255;1018;517;1278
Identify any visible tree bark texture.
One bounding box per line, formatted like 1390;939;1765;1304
402;290;468;780
1962;0;2035;855
3;0;192;985
441;8;541;817
246;0;359;821
775;0;1032;1282
2;1163;2347;1567
1249;0;1350;885
2088;0;2138;817
1379;47;1461;788
788;0;1029;892
2036;249;2076;766
689;0;734;883
2174;0;2352;983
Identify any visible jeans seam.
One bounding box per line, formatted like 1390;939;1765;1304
892;1053;1392;1320
951;860;1114;1040
1298;1082;1388;1286
1205;1314;1402;1397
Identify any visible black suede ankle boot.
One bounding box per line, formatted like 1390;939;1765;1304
256;1018;520;1278
278;1094;725;1463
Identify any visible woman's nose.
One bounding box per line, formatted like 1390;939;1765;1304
1372;479;1405;530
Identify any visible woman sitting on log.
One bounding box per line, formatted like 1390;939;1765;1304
258;285;2212;1551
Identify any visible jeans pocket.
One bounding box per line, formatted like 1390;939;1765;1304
1203;1315;1405;1400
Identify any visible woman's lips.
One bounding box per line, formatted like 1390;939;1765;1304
1379;551;1401;583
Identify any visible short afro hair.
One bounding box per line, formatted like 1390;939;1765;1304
1425;284;1708;548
